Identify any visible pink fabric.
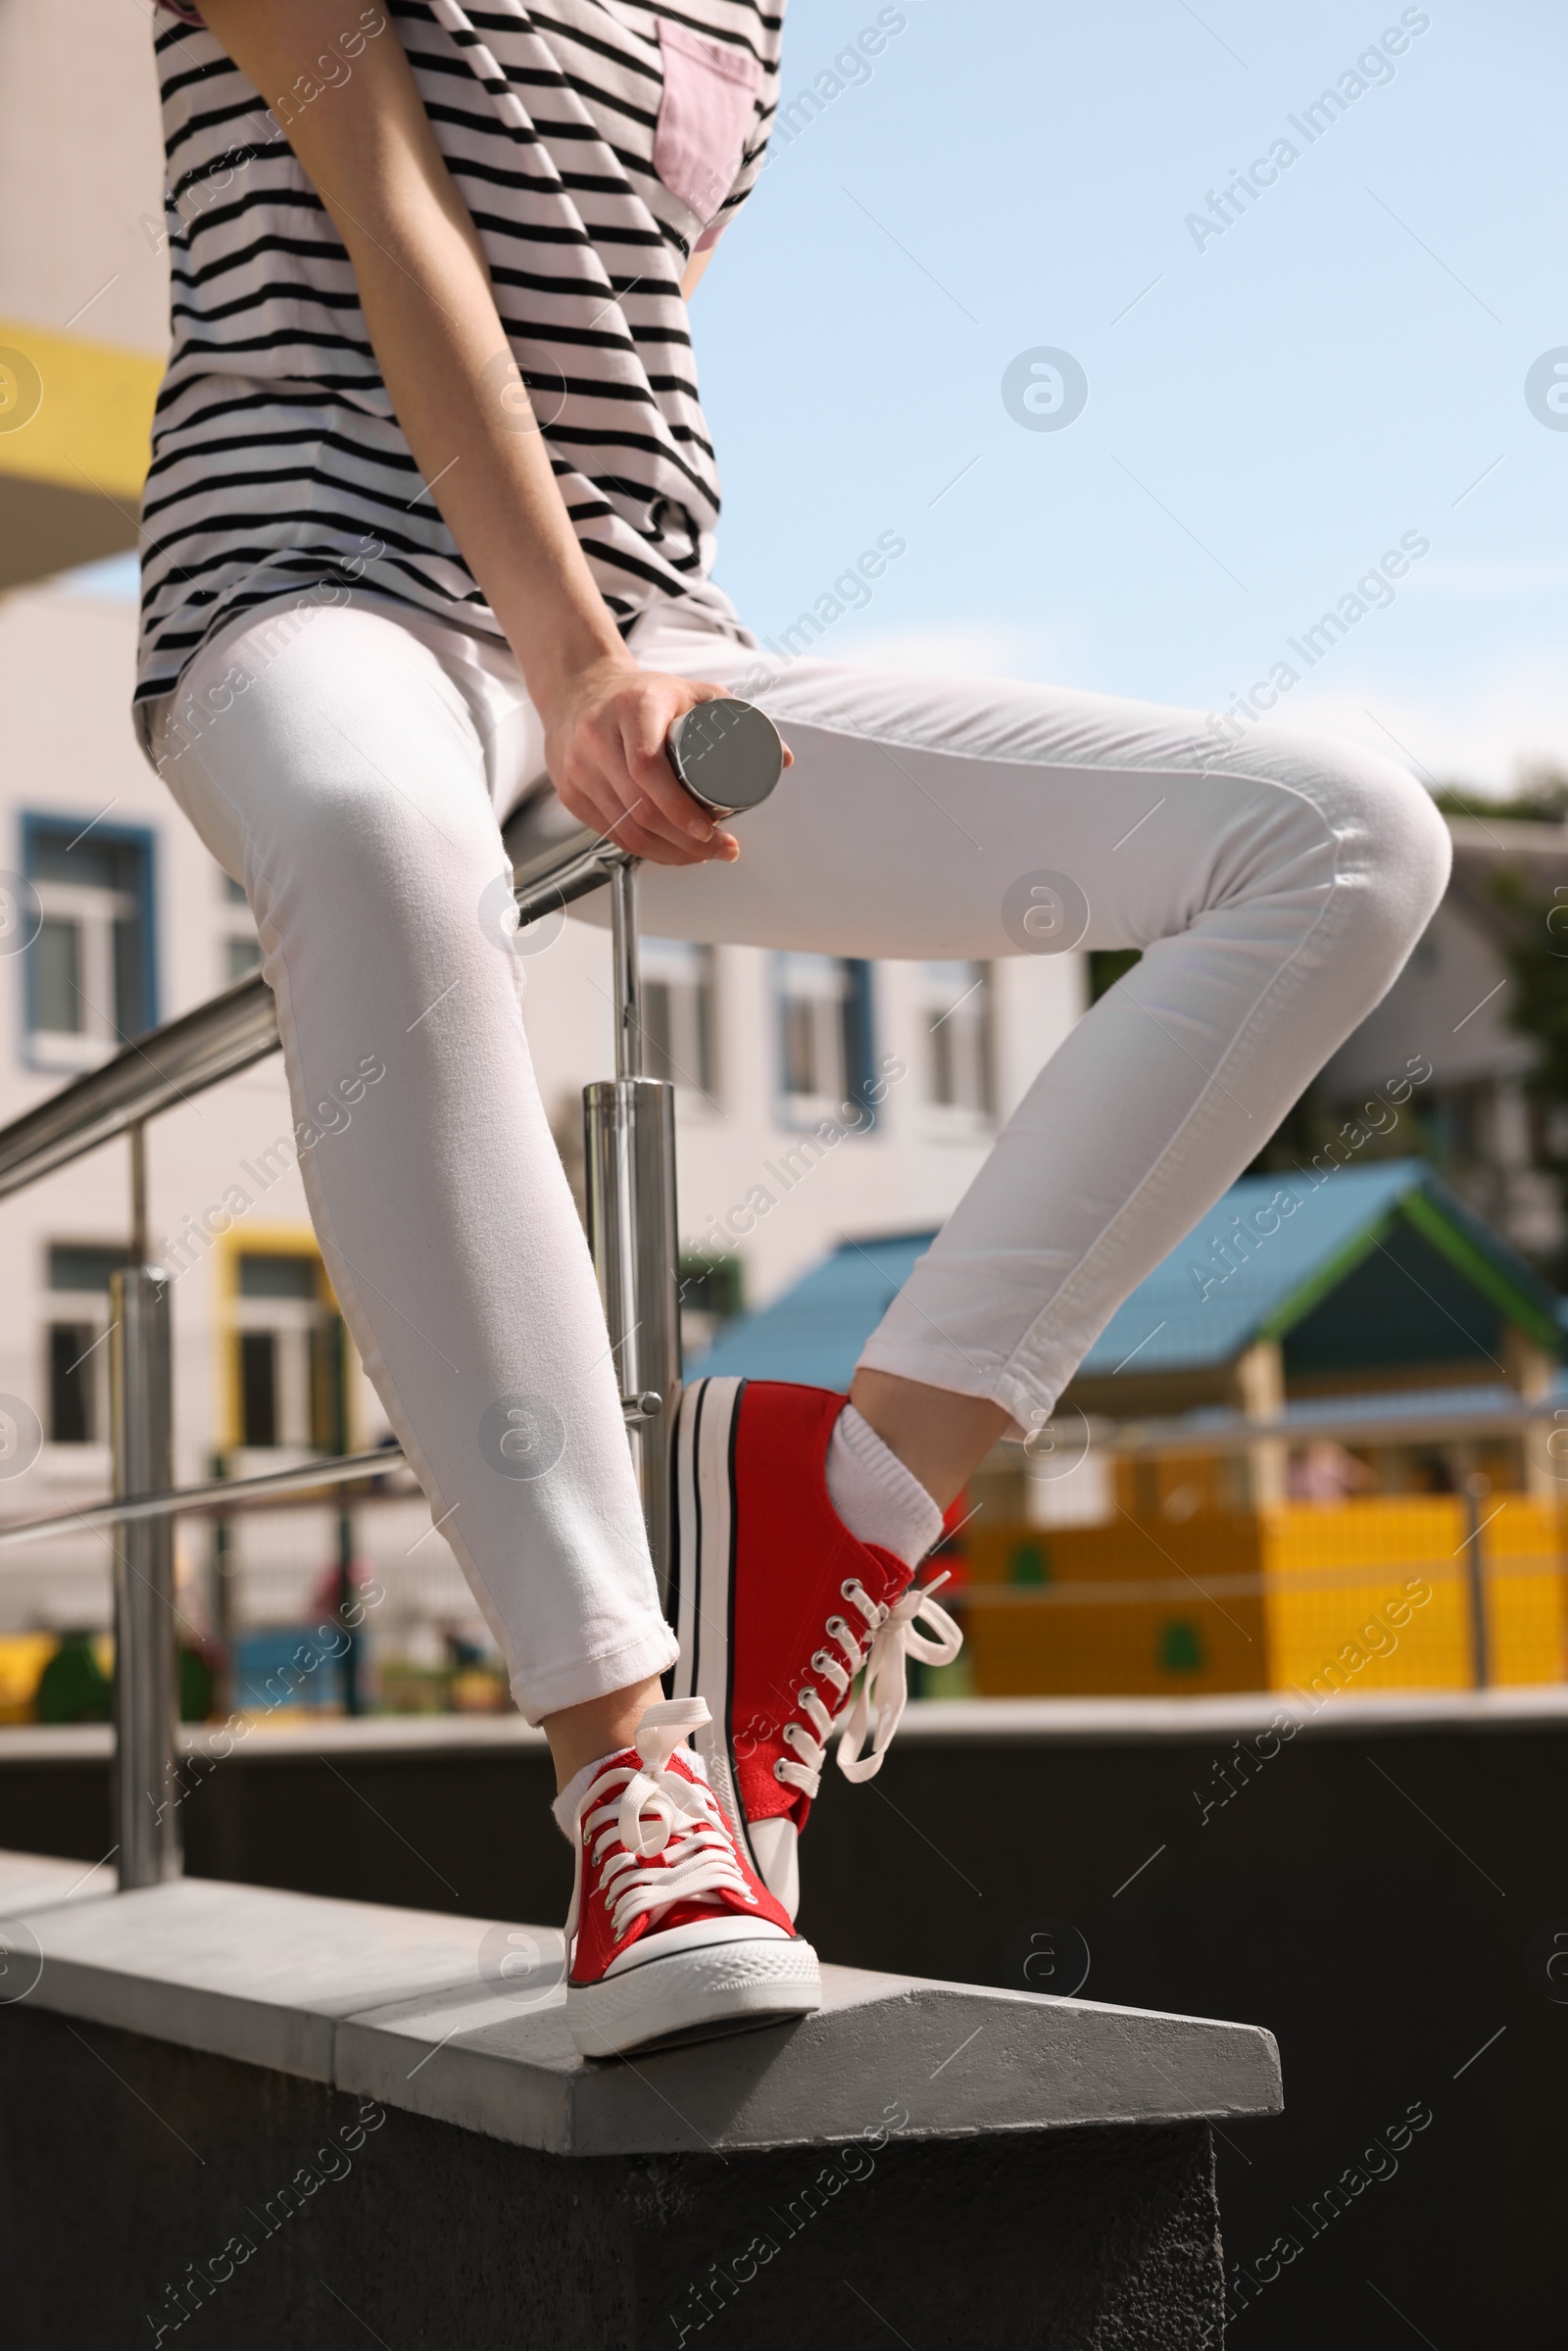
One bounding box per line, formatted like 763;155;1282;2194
654;20;761;229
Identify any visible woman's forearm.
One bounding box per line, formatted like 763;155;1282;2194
336;173;629;711
198;0;630;715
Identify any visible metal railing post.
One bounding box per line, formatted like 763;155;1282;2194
1456;1447;1492;1690
110;1265;181;1887
0;699;782;1725
585;857;682;1610
577;703;783;1613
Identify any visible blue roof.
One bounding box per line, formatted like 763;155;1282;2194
1080;1160;1420;1376
688;1160;1560;1388
691;1231;933;1390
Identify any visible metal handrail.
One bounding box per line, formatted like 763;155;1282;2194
1023;1397;1568;1459
0;707;783;1886
1;1396;1556;1557
0;788;610;1200
0;784;618;1885
0;1445;414;1552
0;971;280;1201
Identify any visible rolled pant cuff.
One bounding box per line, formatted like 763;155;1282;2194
513;1616;680;1727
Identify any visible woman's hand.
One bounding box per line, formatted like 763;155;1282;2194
194;0;725;784
541;659;743;866
195;0;790;866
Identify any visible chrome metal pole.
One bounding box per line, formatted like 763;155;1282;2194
610;857;644;1083
128;1120;148;1265
585;857;682;1608
1457;1450;1492;1690
110;1266;181;1887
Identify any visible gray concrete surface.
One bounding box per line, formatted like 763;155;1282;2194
3;1679;1565;1773
2;2001;1229;2348
0;1850;1281;2156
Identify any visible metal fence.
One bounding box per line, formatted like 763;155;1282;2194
2;730;1562;1871
945;1401;1568;1701
0;743;767;1886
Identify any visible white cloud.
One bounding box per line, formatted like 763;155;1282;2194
1262;650;1568;792
770;616;1568;795
820;619;1051;678
1402;558;1568;598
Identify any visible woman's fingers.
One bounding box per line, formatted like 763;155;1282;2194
612;813;738;866
560;757;734;865
615;685;726;842
548;668;765;864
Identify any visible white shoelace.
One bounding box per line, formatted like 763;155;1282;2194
582;1698;757;1943
774;1573;963;1799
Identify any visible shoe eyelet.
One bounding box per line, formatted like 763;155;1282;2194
842;1578;863;1600
773;1758;789;1781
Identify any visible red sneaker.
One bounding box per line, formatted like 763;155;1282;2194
671;1379;962;1918
563;1696;820;2056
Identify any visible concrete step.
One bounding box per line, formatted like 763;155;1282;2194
0;1849;1282;2346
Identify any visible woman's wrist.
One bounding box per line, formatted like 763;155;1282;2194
506;607;635;730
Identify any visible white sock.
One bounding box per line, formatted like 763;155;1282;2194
825;1404;944;1569
550;1722;711;1843
551;1752;608;1842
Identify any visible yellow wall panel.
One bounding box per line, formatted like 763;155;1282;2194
956;1497;1568;1699
1477;1497;1568;1688
0;320;162;498
961;1519;1266;1697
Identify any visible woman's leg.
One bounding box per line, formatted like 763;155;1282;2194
614;612;1451;1901
150;603;676;1741
622;620;1453;1438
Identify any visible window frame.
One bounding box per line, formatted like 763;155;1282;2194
772;953;876;1131
219;1232;349;1459
42;1240;128;1451
20;813;160;1075
915;959;996;1137
638;936;718;1104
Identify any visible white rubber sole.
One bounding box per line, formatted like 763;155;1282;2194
566;1933;821;2057
672;1378;805;1917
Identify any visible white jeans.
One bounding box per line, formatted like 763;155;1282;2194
147;589;1450;1719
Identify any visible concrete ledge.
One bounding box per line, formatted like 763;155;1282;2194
4;1682;1565;1772
2;2004;1230;2349
0;1851;1280;2157
0;1844;116;1913
0;1683;1560;1768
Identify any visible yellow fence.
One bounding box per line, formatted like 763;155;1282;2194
958;1497;1568;1698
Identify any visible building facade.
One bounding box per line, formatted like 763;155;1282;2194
0;570;1085;1686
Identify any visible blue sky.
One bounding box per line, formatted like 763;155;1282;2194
688;0;1568;793
72;0;1567;792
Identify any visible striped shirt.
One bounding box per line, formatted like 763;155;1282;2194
136;0;784;710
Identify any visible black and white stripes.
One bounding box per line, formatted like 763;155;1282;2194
136;0;783;710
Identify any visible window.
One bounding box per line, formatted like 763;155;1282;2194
918;961;994;1123
640;938;715;1096
232;1250;346;1451
219;870;262;986
775;955;874;1124
23;819;156;1070
45;1242;127;1445
49;1324;98;1444
1423;1079;1493;1170
49;1244;129;1293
